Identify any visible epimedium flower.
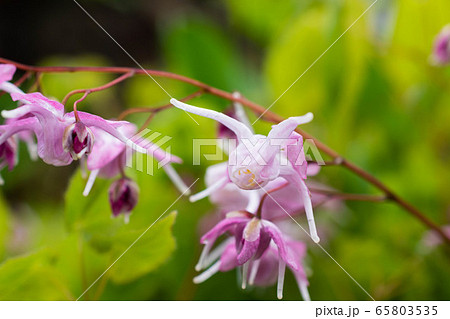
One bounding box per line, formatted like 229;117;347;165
108;177;139;224
194;211;310;300
0;64;38;162
170;98;320;242
431;25;450;65
0;92;146;166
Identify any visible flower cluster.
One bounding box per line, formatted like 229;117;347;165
170;97;322;300
1;62;325;300
0;64;188;222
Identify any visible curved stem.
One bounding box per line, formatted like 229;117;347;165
256;182;289;218
73;91;90;122
2;57;448;243
309;187;387;202
62;71;135;106
116;89;204;121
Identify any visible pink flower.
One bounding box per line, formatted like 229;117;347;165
193;213;310;300
431;25;450;65
170;98;319;242
0;92;145;166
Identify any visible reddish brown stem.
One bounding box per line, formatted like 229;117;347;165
137;113;156;134
116;89;204;121
256;182;289;218
61;71;135;106
73;91;90;122
1;57;448;244
309;187;386;202
14;71;32;86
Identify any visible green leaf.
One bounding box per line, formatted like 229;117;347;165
0;194;11;260
109;211;177;284
64;170;111;232
0;250;73;300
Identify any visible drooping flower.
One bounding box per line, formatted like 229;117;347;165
431;25;450;65
194;212;310;300
170;98;319;242
0;92;145;166
108;177;139;223
0;64;38;161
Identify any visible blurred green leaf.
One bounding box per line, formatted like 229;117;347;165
161;17;252;93
0;250;73;300
109;211;177;284
64;170;111;233
225;0;301;45
0;194;11;260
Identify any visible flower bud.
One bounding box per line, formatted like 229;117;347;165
62;122;94;160
108;177;139;222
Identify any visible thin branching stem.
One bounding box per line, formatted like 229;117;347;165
61;71;135;106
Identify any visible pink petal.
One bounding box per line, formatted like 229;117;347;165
200;216;249;244
267;114;313;140
0;64;16;84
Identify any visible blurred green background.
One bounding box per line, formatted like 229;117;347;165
0;0;449;300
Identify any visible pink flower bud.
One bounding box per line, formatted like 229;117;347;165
108;177;139;221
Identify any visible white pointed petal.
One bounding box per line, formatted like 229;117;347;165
170;98;254;140
268;113;313;140
189;176;228;202
83;169;99;196
277;260;286;300
241;262;249;289
299;280;311;301
248;259;261;286
193;260;221;284
162;164;191;195
195;241;213;271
